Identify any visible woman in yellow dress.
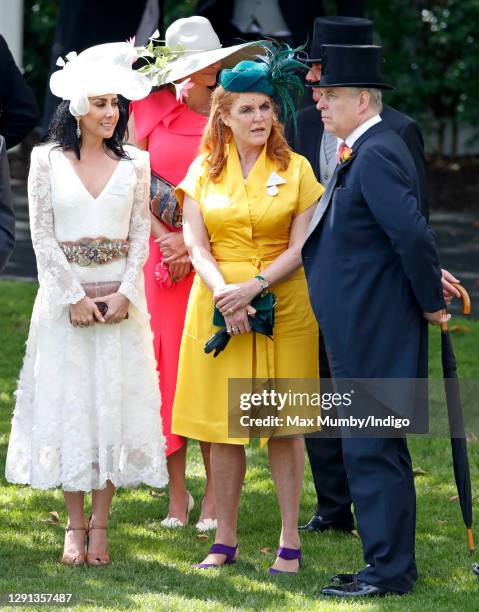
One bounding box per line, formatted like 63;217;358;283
172;48;324;573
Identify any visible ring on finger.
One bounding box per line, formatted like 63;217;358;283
227;307;235;315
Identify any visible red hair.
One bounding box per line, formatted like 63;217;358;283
200;87;291;181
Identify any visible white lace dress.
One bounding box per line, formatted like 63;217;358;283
5;143;168;492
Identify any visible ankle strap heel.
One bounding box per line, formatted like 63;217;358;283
268;547;301;575
193;543;238;569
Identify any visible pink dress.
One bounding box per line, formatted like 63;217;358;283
130;89;207;456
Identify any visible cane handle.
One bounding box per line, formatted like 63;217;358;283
452;283;471;315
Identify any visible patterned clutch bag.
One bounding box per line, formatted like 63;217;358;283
150;172;183;230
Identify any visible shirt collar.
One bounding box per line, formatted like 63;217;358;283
344;114;382;149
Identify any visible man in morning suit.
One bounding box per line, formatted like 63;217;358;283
302;44;448;597
0;35;39;149
0;136;15;272
287;16;460;538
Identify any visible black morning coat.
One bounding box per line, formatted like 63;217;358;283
301;121;445;420
0;136;15;272
287;103;430;220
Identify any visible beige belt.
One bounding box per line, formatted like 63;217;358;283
59;236;129;267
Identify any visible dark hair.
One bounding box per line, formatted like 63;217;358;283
46;95;130;160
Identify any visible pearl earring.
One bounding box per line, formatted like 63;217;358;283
76;118;81;139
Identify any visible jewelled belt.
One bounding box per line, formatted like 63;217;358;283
59;236;130;267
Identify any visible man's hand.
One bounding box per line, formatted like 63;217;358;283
424;309;451;326
441;268;461;305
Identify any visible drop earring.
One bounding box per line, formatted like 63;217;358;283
76;118;81;139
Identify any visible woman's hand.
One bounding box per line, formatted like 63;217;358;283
156;231;188;262
95;292;130;324
223;305;256;335
69;297;105;327
214;279;262;315
167;255;192;283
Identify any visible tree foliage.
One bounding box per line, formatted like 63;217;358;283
23;0;60;109
22;0;479;155
368;0;479;156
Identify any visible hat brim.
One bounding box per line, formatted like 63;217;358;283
306;79;394;90
50;64;152;101
161;41;266;83
303;54;324;64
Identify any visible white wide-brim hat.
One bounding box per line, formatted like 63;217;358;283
50;42;152;117
157;16;263;84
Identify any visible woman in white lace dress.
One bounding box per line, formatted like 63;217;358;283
5;43;168;566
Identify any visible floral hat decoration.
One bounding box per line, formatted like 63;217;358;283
219;41;309;130
135;16;262;96
50;42;152;116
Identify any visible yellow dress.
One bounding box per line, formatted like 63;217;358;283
172;140;325;444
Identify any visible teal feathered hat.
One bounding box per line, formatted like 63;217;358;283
219;41;309;129
220;61;275;96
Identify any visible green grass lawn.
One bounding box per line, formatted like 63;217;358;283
0;279;478;611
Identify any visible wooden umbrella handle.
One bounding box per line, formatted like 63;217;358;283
452;283;471;316
440;283;471;332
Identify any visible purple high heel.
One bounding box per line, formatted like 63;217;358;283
192;543;238;569
268;547;301;575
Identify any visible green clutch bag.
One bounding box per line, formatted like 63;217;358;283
213;291;276;333
204;291;277;357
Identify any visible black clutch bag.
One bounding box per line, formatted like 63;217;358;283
150;172;182;230
204;291;277;357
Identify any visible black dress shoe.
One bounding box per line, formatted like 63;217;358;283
321;580;404;598
298;515;353;534
331;572;358;585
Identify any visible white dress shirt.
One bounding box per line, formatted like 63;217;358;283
343;114;382;148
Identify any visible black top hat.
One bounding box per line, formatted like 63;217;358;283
307;16;373;63
317;44;393;90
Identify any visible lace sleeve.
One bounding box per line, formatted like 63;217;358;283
118;152;151;310
28;146;85;315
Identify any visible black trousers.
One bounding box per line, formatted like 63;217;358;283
344;437;418;593
305;333;418;592
305;331;355;528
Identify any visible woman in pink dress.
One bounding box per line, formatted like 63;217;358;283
129;16;258;529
